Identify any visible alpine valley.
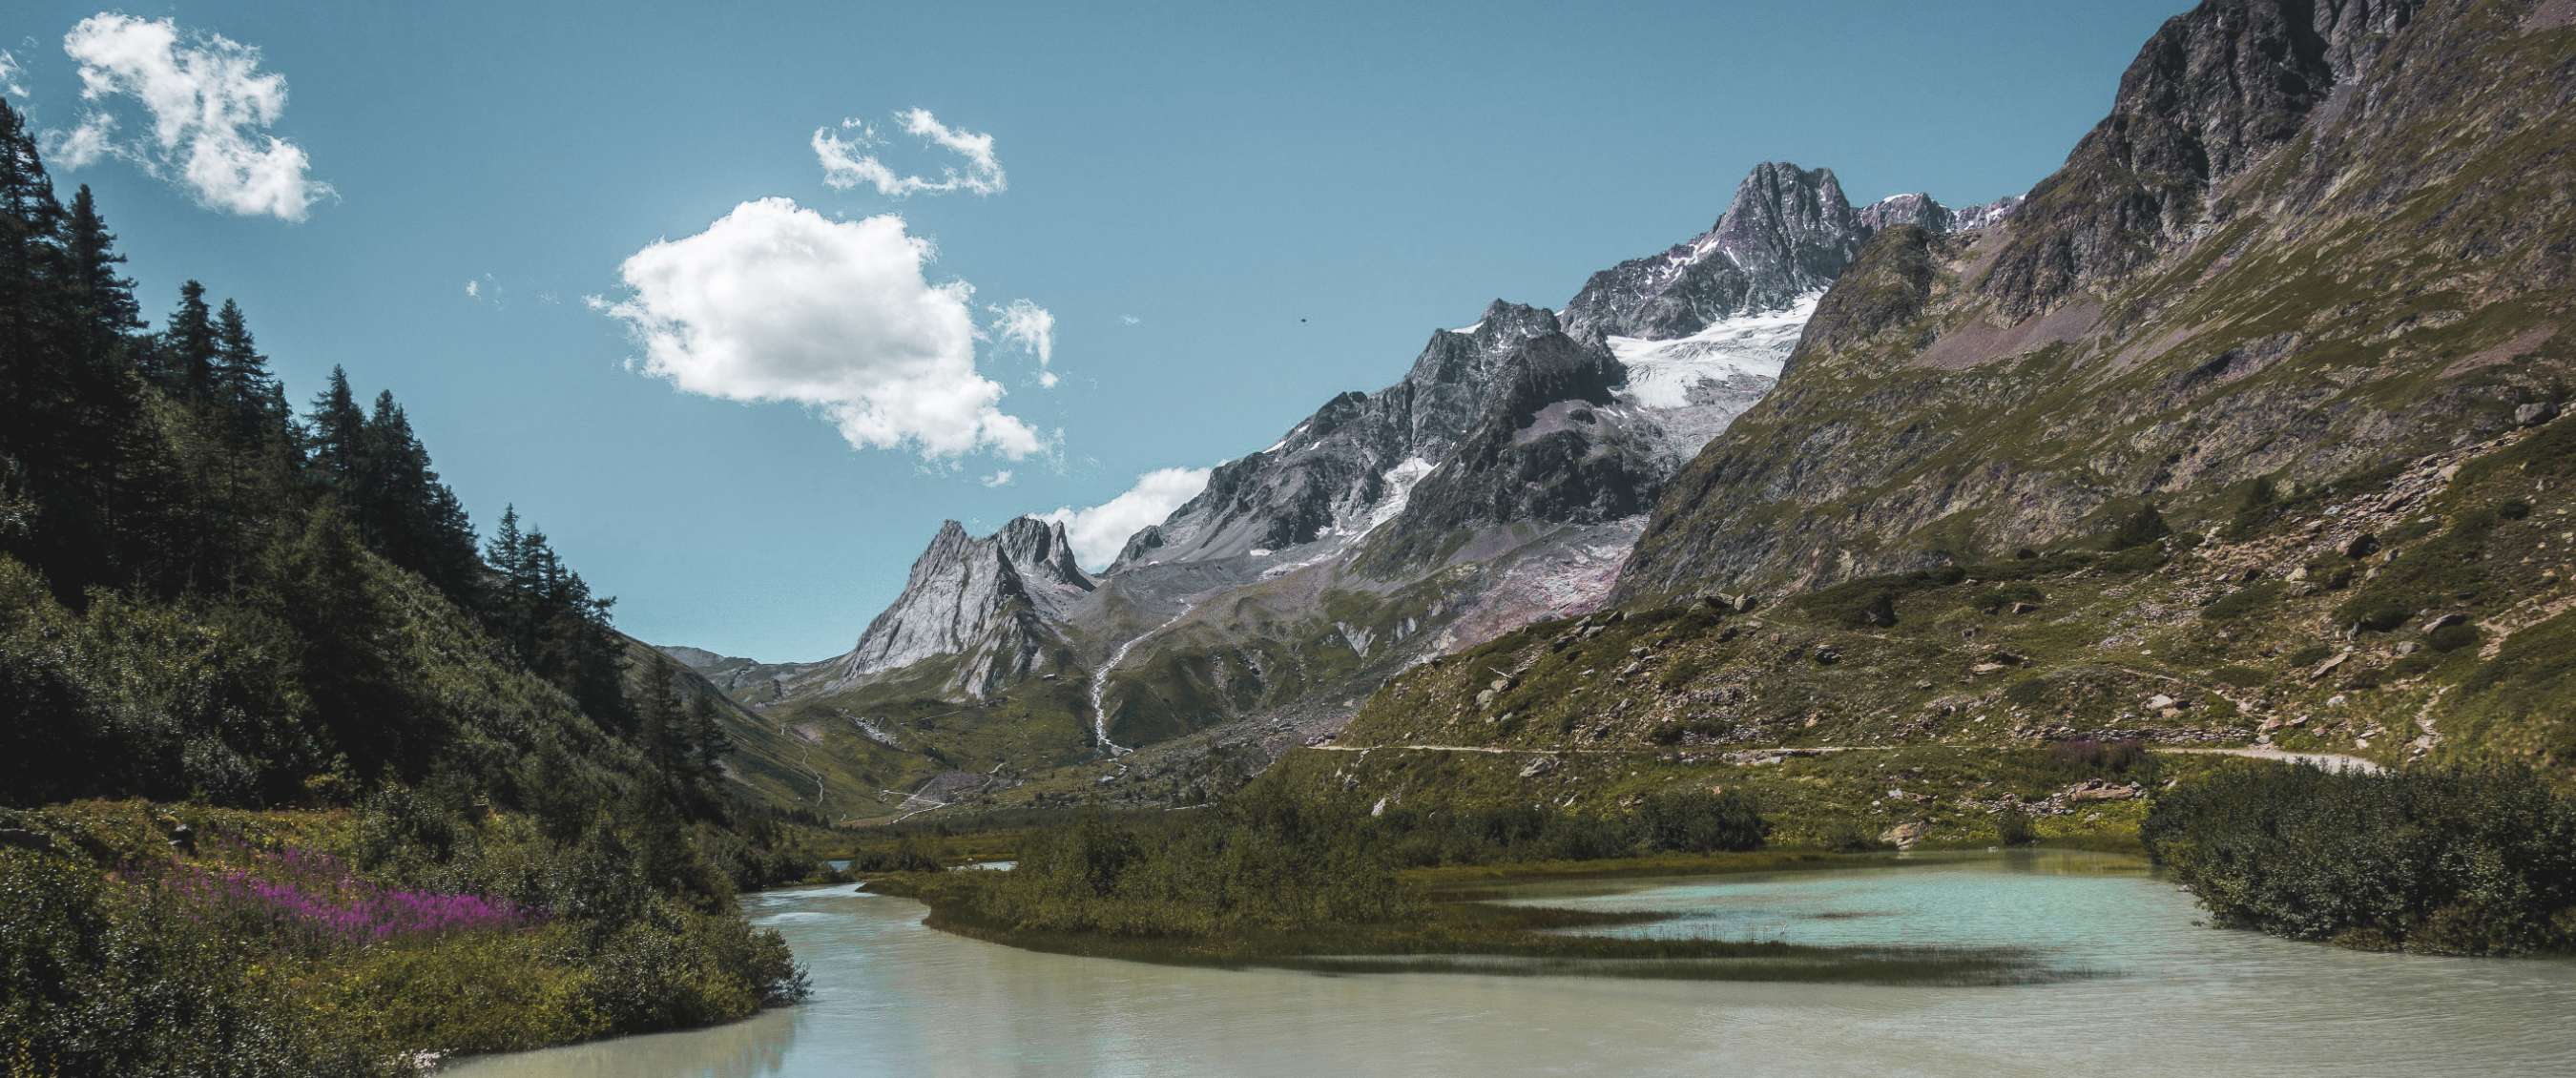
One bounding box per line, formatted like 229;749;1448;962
8;0;2576;1075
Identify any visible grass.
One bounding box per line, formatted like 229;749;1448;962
877;860;2073;987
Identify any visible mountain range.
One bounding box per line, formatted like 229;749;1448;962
671;0;2576;826
668;160;2025;815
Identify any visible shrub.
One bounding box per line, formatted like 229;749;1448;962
2142;765;2576;955
2199;582;2281;622
2348;598;2413;633
1993;805;2036;847
1820;823;1892;853
2044;737;2153;777
2426;622;2482;653
1636;789;1770;854
2097;503;2171;550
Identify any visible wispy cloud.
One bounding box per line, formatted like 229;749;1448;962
812;108;1004;198
50;13;331;220
980;469;1014;488
593;197;1043;463
986;299;1057;388
1118;314;1142;326
0;50;27;98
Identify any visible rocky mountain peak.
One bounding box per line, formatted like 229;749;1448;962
994;516;1093;595
822;515;1091;697
1709;161;1862;285
1859;193;1953;233
1561;160;1901;343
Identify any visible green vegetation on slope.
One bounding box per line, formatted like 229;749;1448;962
0;97;827;1073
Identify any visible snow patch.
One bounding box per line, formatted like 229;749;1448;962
1364;456;1437;532
1607;291;1819;408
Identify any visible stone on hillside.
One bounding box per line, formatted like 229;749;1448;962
2420;612;2466;633
2517;401;2560;426
2342;532;2380;558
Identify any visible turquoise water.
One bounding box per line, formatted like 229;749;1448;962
447;851;2576;1076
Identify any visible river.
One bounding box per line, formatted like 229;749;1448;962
446;851;2576;1076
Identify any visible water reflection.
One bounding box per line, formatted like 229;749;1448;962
448;857;2576;1077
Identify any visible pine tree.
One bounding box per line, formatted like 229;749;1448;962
0;98;67;455
61;186;141;364
214;299;282;441
306;365;366;487
686;693;731;793
637;653;689;784
156;281;219;398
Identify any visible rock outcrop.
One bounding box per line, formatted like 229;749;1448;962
821;517;1092;700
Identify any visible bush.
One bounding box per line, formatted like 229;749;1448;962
2044;737;2154;778
2426;622;2482;653
1993;805;2036;846
0;849;403;1077
1636;789;1770;854
1820;823;1892;853
2141;765;2576;955
2199;582;2281;622
2348;599;2413;633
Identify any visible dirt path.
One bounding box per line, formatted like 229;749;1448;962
1308;740;2387;774
2153;746;2384;774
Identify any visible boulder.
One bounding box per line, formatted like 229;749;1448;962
2516;401;2560;427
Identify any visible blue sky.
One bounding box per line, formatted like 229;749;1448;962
5;1;2187;660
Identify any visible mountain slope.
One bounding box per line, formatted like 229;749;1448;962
1620;0;2568;604
1281;0;2576;833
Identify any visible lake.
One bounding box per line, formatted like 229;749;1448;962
447;851;2576;1076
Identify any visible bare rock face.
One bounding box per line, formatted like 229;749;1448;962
1562;163;1867;344
822;517;1092;699
1980;0;2424;316
1122;163;2013;577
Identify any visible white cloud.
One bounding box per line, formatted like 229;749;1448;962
51;114;114;168
464;279;481;299
980;469;1014;488
986;298;1056;388
812;108;1004;197
1119;314;1142;326
1;51;27;98
594;197;1043;462
1042;466;1212;570
52;13;330;220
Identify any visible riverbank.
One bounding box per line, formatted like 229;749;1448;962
0;799;816;1076
449;852;2576;1078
